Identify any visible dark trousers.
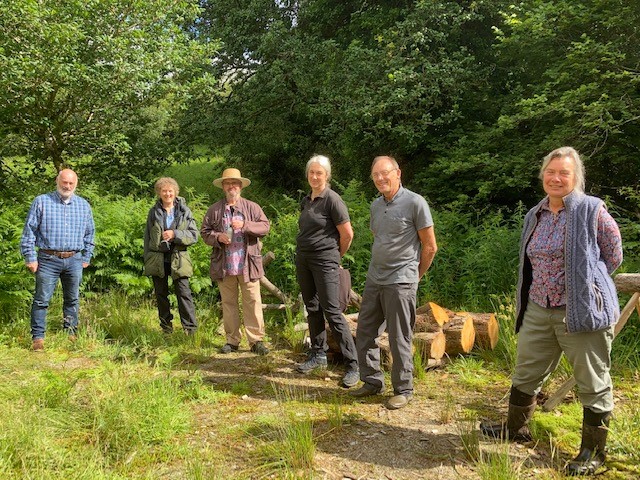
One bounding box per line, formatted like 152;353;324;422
296;250;358;369
152;262;197;333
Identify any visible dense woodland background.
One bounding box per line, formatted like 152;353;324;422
1;0;640;313
2;3;640;478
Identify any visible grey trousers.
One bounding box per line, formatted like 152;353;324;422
512;300;614;413
356;281;417;395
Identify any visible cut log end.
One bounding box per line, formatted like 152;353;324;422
443;314;475;356
468;312;499;350
413;331;446;360
416;301;450;326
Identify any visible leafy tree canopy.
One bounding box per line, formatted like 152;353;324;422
189;0;640;213
420;0;640;208
0;0;216;189
187;0;506;195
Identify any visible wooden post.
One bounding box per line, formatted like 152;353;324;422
259;251;289;309
542;283;640;411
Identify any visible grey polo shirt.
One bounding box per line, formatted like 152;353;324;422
367;186;433;285
296;187;350;253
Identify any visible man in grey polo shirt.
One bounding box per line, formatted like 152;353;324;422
351;155;438;409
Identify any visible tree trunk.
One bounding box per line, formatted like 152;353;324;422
325;315;358;354
413;331;446;360
614;273;640;293
443;314;475;356
260;275;288;303
466;312;499;350
415;301;450;326
414;313;446;333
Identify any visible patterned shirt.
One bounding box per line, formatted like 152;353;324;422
526;200;622;308
20;191;95;264
223;205;246;276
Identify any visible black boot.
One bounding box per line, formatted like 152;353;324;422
565;408;611;476
480;386;536;442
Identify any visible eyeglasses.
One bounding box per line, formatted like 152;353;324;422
222;180;242;187
371;168;397;180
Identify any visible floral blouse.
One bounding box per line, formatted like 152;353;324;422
526;199;622;308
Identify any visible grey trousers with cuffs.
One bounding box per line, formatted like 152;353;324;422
356;281;418;395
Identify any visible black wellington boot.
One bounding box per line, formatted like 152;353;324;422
565;408;611;476
480;386;536;442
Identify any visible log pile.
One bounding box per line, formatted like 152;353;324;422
325;301;499;367
259;253;499;368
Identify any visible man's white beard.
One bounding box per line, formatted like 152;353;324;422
58;187;75;200
226;191;240;203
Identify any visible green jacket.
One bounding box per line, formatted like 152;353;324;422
143;197;198;279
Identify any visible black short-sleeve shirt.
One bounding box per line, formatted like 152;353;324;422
296;187;350;253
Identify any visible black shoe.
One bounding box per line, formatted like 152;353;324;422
350;383;383;397
220;343;239;354
296;352;328;373
250;341;270;356
342;369;360;388
565;448;606;476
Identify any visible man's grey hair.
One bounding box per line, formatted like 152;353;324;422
539;146;585;194
371;155;400;171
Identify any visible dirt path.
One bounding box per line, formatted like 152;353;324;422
183;349;547;480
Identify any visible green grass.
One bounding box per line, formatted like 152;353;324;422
2;158;640;478
1;293;640;478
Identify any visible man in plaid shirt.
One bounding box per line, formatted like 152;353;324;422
20;169;95;351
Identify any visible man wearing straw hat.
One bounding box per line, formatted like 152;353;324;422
201;168;271;355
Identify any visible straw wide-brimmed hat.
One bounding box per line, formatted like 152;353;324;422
213;168;251;188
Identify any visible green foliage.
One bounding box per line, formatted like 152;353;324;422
84;370;192;461
610;402;640;464
0;0;215;183
189;0;502;190
0;345;192;477
610;186;640;271
487;294;519;373
250;412;315;476
261;208;299;296
339;179;374;290
0;197;34;317
420;206;523;311
421;0;640;211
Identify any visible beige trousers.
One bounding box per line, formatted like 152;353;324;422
217;275;265;346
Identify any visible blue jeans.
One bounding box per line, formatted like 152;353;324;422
31;251;84;339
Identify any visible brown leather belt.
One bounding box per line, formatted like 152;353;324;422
40;249;78;259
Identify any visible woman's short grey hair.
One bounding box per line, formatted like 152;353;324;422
306;155;332;181
539;146;585;194
154;177;180;196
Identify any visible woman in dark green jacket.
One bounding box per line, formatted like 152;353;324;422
144;177;198;334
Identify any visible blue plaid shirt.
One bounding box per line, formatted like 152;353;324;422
20;191;95;263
